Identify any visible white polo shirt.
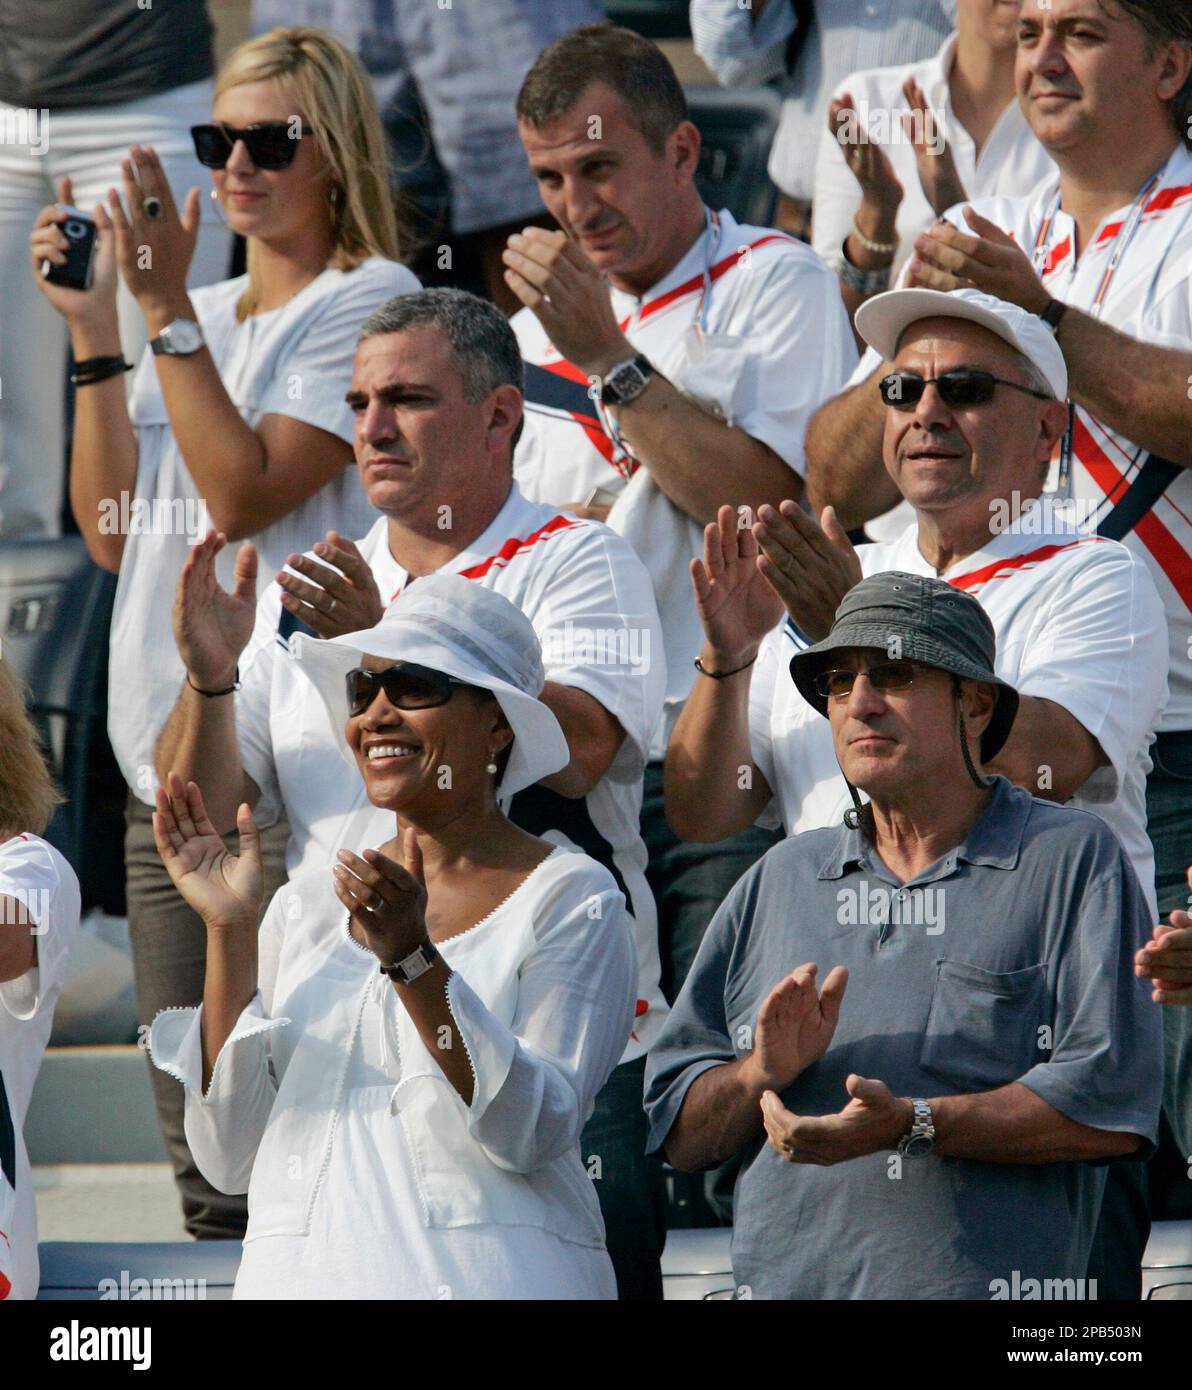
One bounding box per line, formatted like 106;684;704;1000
813;36;1056;281
859;142;1192;729
513;207;858;756
0;834;81;1301
747;508;1169;916
235;482;668;1061
110;256;419;805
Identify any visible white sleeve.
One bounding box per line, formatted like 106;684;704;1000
747;627;784;831
235;584;286;824
146;890;290;1196
689;0;796;88
1014;548;1169;803
445;881;635;1173
0;840;80;1022
532;527;666;782
255;262;420;441
731;254;859;473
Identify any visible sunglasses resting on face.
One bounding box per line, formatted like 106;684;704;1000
346;662;468;718
879;369;1054;410
811;659;933;701
191;120;308;170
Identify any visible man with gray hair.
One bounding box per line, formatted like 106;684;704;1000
155;287;672;1299
647;572;1163;1300
666;285;1169;1295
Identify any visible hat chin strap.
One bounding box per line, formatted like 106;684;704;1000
953;677;996;791
840;682;993;825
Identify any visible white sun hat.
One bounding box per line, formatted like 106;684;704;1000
288;573;570;802
854;286;1069;401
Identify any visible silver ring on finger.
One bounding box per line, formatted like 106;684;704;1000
142;195;163;220
327;597;337;616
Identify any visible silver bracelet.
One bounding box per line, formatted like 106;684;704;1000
839;254;892;297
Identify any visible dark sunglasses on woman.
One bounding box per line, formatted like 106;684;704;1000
878;369;1054;411
191;120;307;171
811;659;929;701
346;662;468;717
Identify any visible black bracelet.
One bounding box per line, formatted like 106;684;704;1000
186;667;240;698
71;355;133;386
693;654;757;680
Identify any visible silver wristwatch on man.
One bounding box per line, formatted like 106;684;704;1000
599;353;655;407
896;1098;936;1158
150;318;205;356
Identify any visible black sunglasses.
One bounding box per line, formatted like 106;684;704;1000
879;369;1053;410
813;659;928;701
191;121;307;170
346;662;466;717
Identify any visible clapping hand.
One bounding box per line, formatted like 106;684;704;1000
901;76;967;218
762;1074;913;1166
173;531;258;691
153;772;263;932
277;531;384;638
334;827;430;970
742;962;849;1095
106;144;200;319
1136;866;1192;1005
828;93;903;212
691;504;786;668
908;207;1050;313
753;502;862;643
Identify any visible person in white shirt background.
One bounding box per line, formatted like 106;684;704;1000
148;577;635;1300
802;0;1192;1266
815;0;1056;324
503;28;855;1060
690;0;957;239
0;659;81;1300
153;287;671;1299
29;25;419;1242
667;286;1169;1298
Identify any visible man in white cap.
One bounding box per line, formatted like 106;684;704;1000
665;284;1168;1295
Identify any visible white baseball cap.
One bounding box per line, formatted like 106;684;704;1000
289;573;570;803
854;286;1068;401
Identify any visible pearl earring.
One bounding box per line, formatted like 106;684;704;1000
486;760;498;775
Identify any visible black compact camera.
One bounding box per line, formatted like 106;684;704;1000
41;205;97;291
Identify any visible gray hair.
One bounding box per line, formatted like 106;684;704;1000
1012;351;1055;400
358;287;525;402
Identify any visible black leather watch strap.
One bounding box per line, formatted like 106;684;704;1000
1039;298;1068;332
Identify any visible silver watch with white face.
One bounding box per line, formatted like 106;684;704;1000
150;319;205;356
896;1098;936;1158
379;940;437;985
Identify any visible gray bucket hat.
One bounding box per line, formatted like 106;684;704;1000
788;572;1019;762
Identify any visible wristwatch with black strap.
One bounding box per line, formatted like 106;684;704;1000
599;353;656;407
378;940;439;985
150;318;205;356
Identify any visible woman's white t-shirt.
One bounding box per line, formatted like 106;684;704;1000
0;834;81;1300
109;255;419;803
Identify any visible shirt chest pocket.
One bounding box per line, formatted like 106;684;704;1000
920;959;1048;1092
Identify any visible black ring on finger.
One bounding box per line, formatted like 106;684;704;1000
142;196;163;220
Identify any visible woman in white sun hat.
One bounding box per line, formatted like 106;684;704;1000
147;575;636;1300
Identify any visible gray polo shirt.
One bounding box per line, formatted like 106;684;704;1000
644;778;1162;1300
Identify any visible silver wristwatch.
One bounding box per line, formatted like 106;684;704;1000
600;354;654;407
150;318;205;356
379;940;438;985
896;1098;936;1158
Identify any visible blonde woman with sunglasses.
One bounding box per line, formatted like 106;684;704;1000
28;26;419;1240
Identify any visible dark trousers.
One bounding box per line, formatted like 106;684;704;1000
642;760;782;1226
125;792;290;1239
1088;739;1192;1296
580;1056;668;1300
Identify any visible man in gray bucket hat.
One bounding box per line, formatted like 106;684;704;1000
787;570;1019;824
645;571;1162;1299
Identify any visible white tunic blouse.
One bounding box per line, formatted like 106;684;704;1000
148;845;636;1300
